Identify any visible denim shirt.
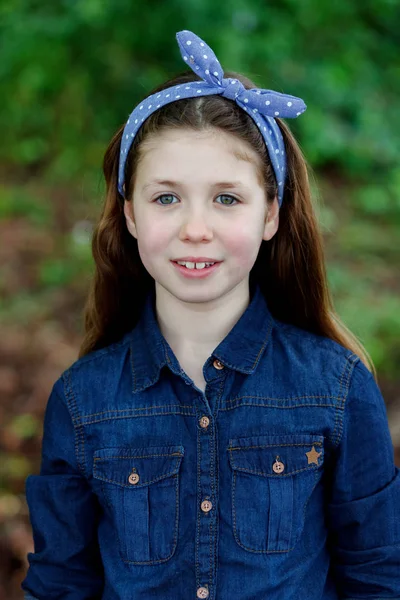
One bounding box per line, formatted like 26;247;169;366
22;283;400;600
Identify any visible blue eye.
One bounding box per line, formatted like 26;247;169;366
154;194;239;206
155;194;177;205
217;194;239;206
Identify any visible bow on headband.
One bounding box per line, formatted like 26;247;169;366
118;30;307;207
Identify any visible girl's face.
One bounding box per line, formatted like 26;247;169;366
124;127;279;305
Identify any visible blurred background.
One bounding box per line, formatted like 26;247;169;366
0;1;399;597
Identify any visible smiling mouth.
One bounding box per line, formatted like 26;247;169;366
171;260;223;275
172;261;217;269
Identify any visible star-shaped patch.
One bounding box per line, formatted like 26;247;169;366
305;446;322;465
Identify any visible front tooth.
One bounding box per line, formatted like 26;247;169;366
176;261;193;268
176;261;196;269
176;261;214;269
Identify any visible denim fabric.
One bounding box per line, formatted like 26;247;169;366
21;283;400;599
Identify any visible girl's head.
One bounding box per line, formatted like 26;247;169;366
123;111;280;308
80;60;375;377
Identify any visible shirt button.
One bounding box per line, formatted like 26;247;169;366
213;358;224;370
201;499;213;512
272;459;285;474
199;416;210;429
197;587;209;598
128;470;140;484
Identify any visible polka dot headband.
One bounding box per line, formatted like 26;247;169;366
118;30;307;207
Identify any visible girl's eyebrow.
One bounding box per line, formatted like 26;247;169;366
141;180;250;192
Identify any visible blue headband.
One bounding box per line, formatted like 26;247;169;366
118;30;307;207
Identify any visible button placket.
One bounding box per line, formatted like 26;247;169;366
192;357;220;598
194;356;222;599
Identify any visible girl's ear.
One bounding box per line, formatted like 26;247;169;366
123;200;138;239
262;196;280;242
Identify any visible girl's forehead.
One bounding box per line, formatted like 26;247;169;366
138;127;261;168
144;127;255;151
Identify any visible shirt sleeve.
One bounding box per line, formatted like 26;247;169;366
326;360;400;598
21;377;104;599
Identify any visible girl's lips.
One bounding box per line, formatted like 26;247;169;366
171;260;222;279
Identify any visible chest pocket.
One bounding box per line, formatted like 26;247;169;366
93;445;184;565
228;434;324;553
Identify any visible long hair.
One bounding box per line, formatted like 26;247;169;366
79;69;376;379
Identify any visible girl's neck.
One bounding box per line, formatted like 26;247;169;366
154;280;251;360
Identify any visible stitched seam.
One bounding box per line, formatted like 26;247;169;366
94;470;180;485
130;341;137;393
211;374;223;589
222;402;338;410
195;407;201;587
228;442;323;450
250;315;274;370
230;465;321;477
225;394;342;403
72;400;339;424
333;356;352;445
77;406;195;425
209;423;214;589
209;394;214;589
63;371;86;475
207;369;226;589
94;455;182;487
83;404;195;417
94;452;183;460
77;403;337;424
332;354;359;447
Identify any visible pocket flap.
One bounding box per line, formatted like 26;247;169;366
228;434;324;477
93;444;184;488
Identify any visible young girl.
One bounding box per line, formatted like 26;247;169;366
22;30;400;600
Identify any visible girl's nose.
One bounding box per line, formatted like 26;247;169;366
179;212;214;241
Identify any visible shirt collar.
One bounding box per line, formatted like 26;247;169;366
128;282;275;393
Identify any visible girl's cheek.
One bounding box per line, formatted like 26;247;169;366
139;218;171;252
223;226;258;258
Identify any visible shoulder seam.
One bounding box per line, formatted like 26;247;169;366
332;354;364;449
61;370;87;475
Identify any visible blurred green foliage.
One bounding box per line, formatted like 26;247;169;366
1;0;399;183
9;414;41;440
0;184;51;224
0;0;399;377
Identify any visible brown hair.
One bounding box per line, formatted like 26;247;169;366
79;69;376;379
